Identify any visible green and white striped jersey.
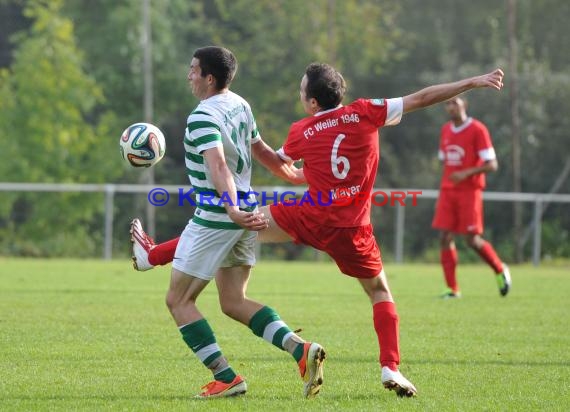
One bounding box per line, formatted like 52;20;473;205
184;91;260;230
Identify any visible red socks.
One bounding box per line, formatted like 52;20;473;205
441;248;458;292
148;237;179;266
373;301;400;371
477;241;503;274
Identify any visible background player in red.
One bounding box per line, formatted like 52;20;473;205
432;96;511;298
132;63;505;397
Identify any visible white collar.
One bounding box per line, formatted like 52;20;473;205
450;117;473;133
314;105;343;116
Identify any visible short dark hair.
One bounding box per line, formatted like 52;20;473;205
304;63;347;110
193;46;238;90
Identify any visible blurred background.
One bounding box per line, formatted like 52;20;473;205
0;0;568;263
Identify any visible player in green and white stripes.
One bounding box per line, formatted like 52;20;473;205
184;90;258;229
166;46;325;399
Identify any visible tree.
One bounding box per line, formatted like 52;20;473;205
0;0;118;256
2;0;567;260
378;0;570;260
192;0;405;183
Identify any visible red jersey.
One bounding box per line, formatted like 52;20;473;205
438;117;496;190
277;98;403;227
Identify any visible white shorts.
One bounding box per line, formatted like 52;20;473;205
172;220;257;280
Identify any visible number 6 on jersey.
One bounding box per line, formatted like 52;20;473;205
331;134;350;179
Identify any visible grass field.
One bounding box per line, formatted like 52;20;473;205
1;258;569;411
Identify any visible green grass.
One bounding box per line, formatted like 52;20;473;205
1;258;569;411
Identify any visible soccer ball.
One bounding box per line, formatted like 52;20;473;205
119;122;166;168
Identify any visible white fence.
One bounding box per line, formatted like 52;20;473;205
1;182;569;265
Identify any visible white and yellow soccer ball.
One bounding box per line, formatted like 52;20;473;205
119;122;166;168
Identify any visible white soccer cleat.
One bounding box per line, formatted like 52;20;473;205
381;366;417;397
298;342;326;398
130;218;155;271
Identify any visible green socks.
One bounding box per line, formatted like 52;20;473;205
249;306;305;362
179;319;236;383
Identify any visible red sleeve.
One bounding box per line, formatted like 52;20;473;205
281;121;304;161
474;122;493;152
353;98;389;128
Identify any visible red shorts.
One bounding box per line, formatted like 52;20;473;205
432;189;483;234
270;203;382;278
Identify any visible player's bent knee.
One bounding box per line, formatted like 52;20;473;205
440;232;454;248
219;300;251;325
219;300;237;318
358;273;391;301
464;234;481;249
165;291;179;313
165;288;196;313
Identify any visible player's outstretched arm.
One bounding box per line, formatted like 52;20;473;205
251;139;306;184
402;69;504;114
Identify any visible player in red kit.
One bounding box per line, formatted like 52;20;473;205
131;63;505;397
432;96;511;298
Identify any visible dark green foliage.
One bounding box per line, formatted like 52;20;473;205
0;0;568;258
